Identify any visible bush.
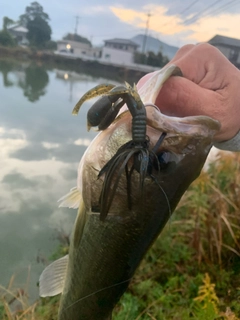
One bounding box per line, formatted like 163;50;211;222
0;30;16;47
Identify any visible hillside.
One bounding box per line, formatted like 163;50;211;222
131;34;179;59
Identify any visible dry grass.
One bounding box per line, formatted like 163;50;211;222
175;151;240;266
0;267;38;320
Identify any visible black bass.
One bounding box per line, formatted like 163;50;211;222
39;65;220;320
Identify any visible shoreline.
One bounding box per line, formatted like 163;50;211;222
0;46;157;83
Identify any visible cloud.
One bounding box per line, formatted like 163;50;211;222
74;138;92;146
2;172;54;189
42;142;60;149
185;12;240;43
110;5;189;46
10;142;87;163
9;143;50;161
2;172;39;188
110;4;240;45
0;127;27;157
59;167;77;181
0;197;75;299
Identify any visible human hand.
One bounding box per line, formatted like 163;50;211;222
137;43;240;142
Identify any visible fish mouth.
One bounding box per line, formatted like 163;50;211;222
137;64;220;137
135;64;220;155
137;64;183;106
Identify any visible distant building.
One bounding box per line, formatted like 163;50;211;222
101;38;139;65
208;34;240;67
57;39;103;59
57;40;92;56
8;25;28;46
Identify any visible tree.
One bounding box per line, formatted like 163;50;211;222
27;16;51;47
45;40;57;50
134;51;169;67
63;33;92;47
20;2;49;26
19;64;49;102
2;16;14;30
147;51;169;67
20;2;51;48
0;17;16;47
0;30;16;46
0;60;14;86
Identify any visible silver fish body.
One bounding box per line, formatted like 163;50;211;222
39;65;220;320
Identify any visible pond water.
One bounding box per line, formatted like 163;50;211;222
0;58;121;301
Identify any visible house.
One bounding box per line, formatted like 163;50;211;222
57;40;91;55
56;38;139;65
8;25;29;45
101;38;139;65
208;34;240;67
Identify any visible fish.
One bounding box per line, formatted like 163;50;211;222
39;65;220;320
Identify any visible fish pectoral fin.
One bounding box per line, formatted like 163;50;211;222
39;255;69;297
58;187;82;209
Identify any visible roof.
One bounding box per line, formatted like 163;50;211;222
104;38;139;47
208;34;240;48
8;25;28;33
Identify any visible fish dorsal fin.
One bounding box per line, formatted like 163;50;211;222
39;255;69;297
58;187;82;209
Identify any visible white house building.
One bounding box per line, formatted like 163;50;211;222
55;37;157;71
101;38;139;65
8;25;29;45
57;40;91;55
208;34;240;67
57;40;102;59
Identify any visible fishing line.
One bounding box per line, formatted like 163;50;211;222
63;277;132;312
150;174;172;218
152;132;167;154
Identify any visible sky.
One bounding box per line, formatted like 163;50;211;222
1;0;240;48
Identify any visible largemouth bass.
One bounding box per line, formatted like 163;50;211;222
39;65;220;320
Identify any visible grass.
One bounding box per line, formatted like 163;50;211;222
1;151;240;319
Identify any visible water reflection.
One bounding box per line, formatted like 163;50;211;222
20;65;49;102
0;61;49;102
0;58;121;301
0;60;14;87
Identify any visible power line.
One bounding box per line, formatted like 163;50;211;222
160;0;199;28
74;16;80;34
183;0;240;25
206;0;240;16
183;0;225;25
142;13;152;54
179;0;200;15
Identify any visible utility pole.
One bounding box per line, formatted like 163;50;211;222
142;13;152;54
74;16;80;35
